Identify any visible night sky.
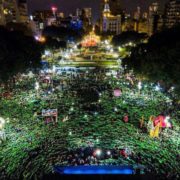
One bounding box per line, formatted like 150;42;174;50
28;0;168;21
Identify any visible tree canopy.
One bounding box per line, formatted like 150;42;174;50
0;26;43;84
45;37;67;50
112;31;148;46
123;26;180;99
43;26;84;42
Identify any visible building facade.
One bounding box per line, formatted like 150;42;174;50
0;0;20;25
148;2;163;36
76;8;92;32
101;0;121;35
164;0;180;28
0;0;29;26
0;0;6;25
101;0;122;16
18;0;29;24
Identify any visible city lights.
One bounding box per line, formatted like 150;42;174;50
51;6;58;12
0;0;179;178
107;150;111;156
155;84;161;91
95;149;102;156
138;81;142;90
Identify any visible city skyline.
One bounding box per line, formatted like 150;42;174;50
28;0;169;21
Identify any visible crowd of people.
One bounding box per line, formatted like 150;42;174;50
64;145;151;175
0;65;179;179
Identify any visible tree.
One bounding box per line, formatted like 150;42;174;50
43;26;84;42
6;22;33;36
0;27;44;87
123;26;180;99
112;31;148;46
45;37;67;50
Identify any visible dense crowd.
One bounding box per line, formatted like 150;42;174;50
0;66;179;179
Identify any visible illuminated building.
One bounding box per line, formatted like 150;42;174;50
18;0;29;24
101;0;121;35
121;13;134;32
33;10;53;23
76;8;92;31
164;0;180;28
81;27;100;47
101;0;122;16
57;12;64;18
137;19;149;34
133;6;141;32
30;10;54;35
148;2;163;36
83;8;92;20
0;0;20;25
0;0;6;25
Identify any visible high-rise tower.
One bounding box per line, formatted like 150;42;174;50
101;0;122;16
101;0;121;35
103;0;111;17
0;0;6;25
18;0;29;24
148;2;163;35
0;0;20;25
164;0;180;28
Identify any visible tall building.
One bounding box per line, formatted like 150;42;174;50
138;17;149;34
101;0;122;16
0;0;20;25
30;10;54;35
101;0;121;35
121;13;134;32
133;6;141;32
76;8;92;32
33;10;53;23
83;8;92;19
148;2;163;35
18;0;29;24
0;0;6;25
76;8;82;17
134;6;141;20
164;0;180;28
76;8;92;20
